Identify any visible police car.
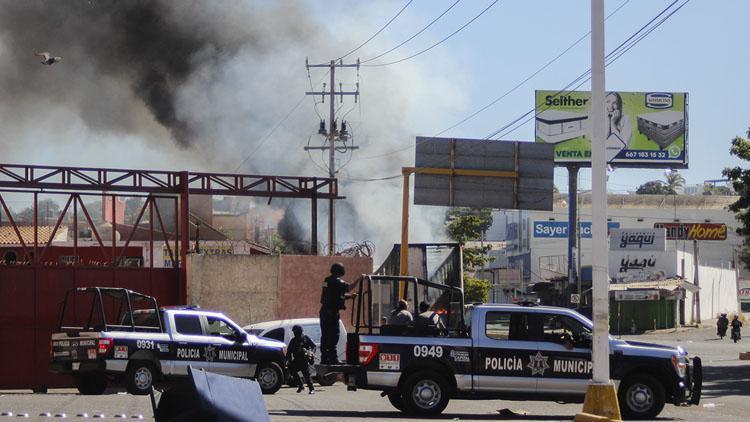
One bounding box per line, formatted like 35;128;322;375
50;287;287;396
331;276;701;420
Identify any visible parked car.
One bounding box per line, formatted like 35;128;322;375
243;318;346;386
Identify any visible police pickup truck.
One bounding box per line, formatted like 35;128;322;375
332;276;701;420
50;287;286;396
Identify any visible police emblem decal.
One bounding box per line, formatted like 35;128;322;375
205;345;216;362
528;351;550;376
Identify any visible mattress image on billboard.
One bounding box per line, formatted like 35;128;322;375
636;111;685;150
535;110;589;144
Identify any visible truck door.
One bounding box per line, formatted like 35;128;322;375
204;315;255;378
170;313;212;375
533;313;592;395
474;310;538;393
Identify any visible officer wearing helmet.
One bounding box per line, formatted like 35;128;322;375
320;262;355;364
286;325;316;394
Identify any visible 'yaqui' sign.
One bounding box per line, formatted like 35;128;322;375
535;90;688;168
653;223;727;241
610;228;666;251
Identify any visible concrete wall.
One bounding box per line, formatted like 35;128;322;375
187;254;280;326
683;265;738;322
277;255;373;323
187;254;373;327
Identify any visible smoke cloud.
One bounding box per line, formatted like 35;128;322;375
0;0;464;262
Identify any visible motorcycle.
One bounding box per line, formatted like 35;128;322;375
718;325;728;339
731;326;741;343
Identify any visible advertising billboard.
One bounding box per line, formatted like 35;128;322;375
610;228;666;251
609;250;677;284
653;222;728;241
535;90;688;168
532;221;620;238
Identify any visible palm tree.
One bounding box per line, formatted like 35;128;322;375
664;170;685;194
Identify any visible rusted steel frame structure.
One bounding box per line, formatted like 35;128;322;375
0;163;341;302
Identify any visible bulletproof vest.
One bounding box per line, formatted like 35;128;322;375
320;275;346;310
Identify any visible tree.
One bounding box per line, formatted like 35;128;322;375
723;127;750;268
445;208;494;270
664;170;685;194
14;199;61;224
635;180;668;195
464;276;491;303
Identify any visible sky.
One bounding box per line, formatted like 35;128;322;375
0;0;747;257
318;0;749;193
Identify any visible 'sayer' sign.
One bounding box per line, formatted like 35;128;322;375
533;221;621;238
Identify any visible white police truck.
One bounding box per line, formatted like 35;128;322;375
50;287;287;396
324;276;701;420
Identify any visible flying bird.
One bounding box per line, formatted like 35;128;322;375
34;52;62;65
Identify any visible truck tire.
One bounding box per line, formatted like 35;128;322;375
316;373;337;386
618;373;666;420
126;361;156;396
255;362;283;395
386;391;404;411
77;374;107;395
400;371;450;416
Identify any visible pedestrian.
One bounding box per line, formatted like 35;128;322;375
286;325;316;394
717;313;729;339
415;301;445;330
389;299;413;326
319;263;355;364
731;314;743;343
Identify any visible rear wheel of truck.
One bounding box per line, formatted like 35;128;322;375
255;362;283;395
400;371;450;416
618;373;666;420
126;361;156;396
386;391;404;411
77;374;107;395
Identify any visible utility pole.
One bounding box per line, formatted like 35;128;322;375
305;58;360;256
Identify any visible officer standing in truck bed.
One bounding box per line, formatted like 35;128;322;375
320;263;355;364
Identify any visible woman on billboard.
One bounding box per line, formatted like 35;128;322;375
604;91;632;162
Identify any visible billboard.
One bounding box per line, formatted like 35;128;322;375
609;250;677;284
535;90;688;168
532;221;620;238
653;222;728;241
610;228;666;251
414;137;554;210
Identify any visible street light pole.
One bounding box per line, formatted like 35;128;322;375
578;0;620;418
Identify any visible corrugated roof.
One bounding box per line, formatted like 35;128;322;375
0;226;68;245
609;278;700;293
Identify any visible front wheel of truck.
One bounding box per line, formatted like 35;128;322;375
77;374;107;395
255;362;283;395
400;371;450;416
618;373;666;420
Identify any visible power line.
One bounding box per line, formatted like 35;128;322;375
435;0;630;137
486;0;688;140
362;0;463;64
338;0;415;60
363;0;501;67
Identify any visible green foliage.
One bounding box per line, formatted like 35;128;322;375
702;185;733;196
723;127;750;269
445;208;494;270
14;199;60;224
664;171;685;194
636;180;668;195
464;276;491;303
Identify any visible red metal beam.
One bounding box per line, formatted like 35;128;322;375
0;163;341;199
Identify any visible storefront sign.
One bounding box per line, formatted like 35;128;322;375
615;290;660;301
609;251;677;284
533;221;620;238
610;228;666;251
653;223;727;241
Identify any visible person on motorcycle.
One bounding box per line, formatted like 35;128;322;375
731;315;743;343
717;313;729;339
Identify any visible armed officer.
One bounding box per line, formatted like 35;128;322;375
320;263;355;364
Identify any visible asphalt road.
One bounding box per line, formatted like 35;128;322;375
1;326;748;421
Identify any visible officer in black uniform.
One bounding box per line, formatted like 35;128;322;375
320;263;354;364
287;325;316;394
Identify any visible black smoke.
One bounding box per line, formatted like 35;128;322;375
0;0;310;147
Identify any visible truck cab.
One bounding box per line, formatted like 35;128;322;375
329;275;700;420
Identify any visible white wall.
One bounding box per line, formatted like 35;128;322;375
683;265;738;322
